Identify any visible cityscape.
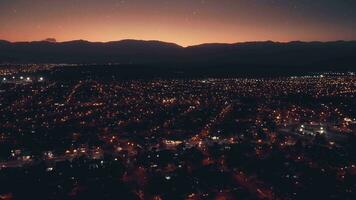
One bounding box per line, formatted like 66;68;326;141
1;0;356;200
0;65;355;199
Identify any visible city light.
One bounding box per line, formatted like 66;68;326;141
0;65;354;199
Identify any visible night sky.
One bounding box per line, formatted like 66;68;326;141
0;0;355;46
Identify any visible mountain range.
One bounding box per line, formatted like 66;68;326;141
0;39;355;73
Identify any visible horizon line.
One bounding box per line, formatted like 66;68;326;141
1;38;355;47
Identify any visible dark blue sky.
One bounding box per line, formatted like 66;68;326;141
0;0;355;45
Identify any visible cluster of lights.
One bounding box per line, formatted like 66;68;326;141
299;124;325;135
1;76;44;82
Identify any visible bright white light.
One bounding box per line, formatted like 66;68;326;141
26;77;30;81
39;77;44;81
20;76;24;80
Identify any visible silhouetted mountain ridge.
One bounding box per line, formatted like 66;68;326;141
0;39;355;72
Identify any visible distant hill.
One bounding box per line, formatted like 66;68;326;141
0;39;355;72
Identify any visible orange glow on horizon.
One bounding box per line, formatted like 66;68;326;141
0;0;355;46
